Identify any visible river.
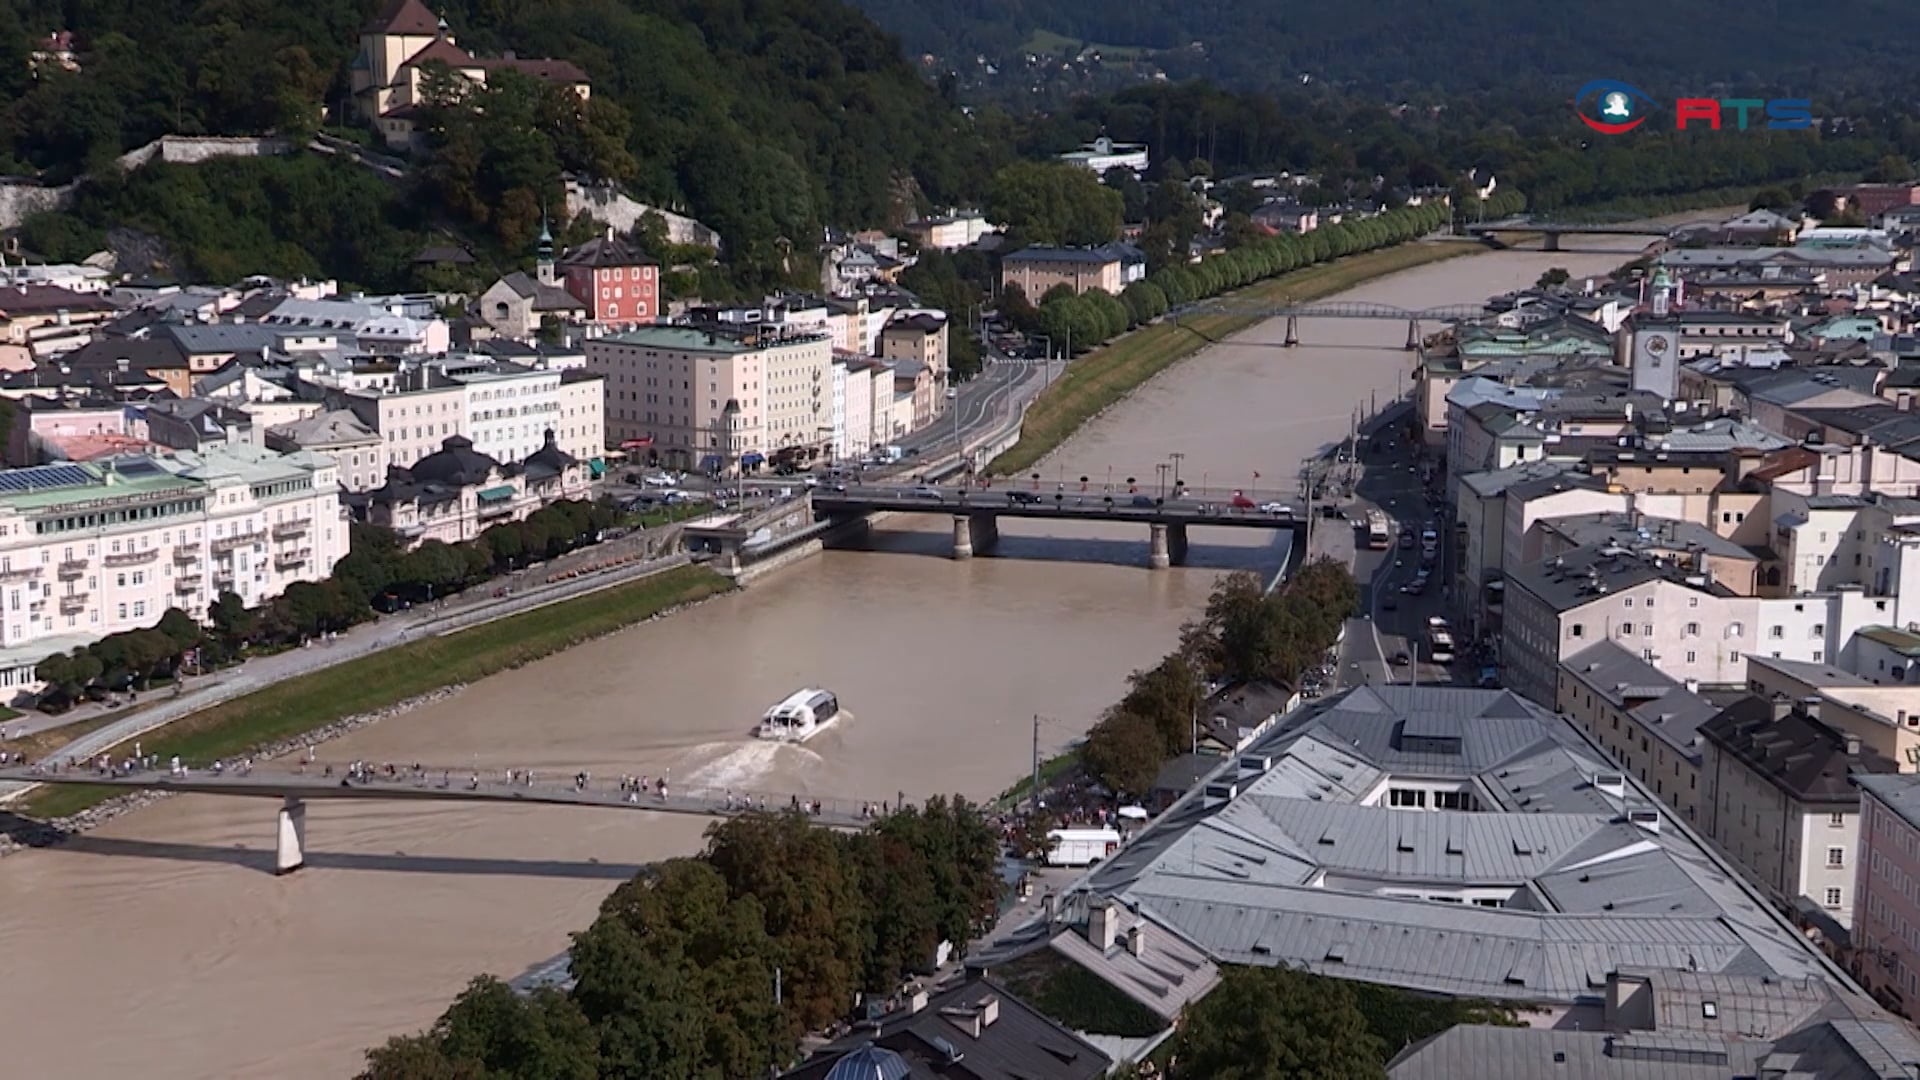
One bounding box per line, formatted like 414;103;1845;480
0;235;1655;1080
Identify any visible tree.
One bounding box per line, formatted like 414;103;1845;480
1536;266;1570;289
1171;966;1386;1080
1079;710;1166;797
985;161;1124;247
1749;187;1794;211
359;977;598;1080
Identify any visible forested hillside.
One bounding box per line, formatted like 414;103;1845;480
0;0;1009;289
850;0;1920;98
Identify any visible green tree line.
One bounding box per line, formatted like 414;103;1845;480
33;500;619;709
359;802;1003;1078
1081;560;1357;797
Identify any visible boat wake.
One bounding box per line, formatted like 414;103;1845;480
679;739;824;791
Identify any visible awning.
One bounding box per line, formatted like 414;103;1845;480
477;485;515;501
588;458;606;479
620;437;654;449
741;452;765;467
700;455;722;471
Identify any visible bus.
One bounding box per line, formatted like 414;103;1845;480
1365;510;1392;550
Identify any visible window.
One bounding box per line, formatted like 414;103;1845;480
1831;812;1847;827
1685;622;1700;635
1702;1001;1718;1019
1829;846;1846;868
1826;887;1843;908
1770;625;1785;639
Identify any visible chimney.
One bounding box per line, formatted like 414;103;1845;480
1088;897;1119;953
1802;696;1823;722
1126;924;1146;958
1845;733;1862;757
978;995;999;1028
605;224;615;243
908;988;929;1014
1684;678;1700;695
1773;695;1795;721
1040;892;1056;924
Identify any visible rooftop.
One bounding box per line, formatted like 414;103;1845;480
1066;685;1851;1007
1700;697;1897;806
594;324;825;355
1562;642;1725;764
1507;544;1714;615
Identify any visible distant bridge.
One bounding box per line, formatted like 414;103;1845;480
812;484;1302;567
1174;300;1487;349
1464;216;1675;251
2;765;888;873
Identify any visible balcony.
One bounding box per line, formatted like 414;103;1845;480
272;519;311;540
273;549;311;570
56;560;86;580
58;593;88;614
104;548;158;567
175;574;203;593
0;565;39;583
174;548;201;564
211;531;266;554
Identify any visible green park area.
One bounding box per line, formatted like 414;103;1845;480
20;565;731;819
986;241;1473;476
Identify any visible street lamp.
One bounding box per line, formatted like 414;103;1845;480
947;388;962;475
1156;463;1170;497
1169;451;1185;487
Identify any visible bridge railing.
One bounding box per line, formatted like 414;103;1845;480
815;483;1313;507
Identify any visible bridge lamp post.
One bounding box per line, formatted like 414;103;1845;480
1030;472;1040;492
1080;475;1089;494
1127;476;1137;495
947;388;962;472
1169;451;1185;487
1156;463;1170;498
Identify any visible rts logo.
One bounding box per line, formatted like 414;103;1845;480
1574;80;1813;134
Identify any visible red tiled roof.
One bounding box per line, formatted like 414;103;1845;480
365;0;441;36
472;56;590;85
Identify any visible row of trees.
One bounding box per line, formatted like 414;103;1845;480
360;802;1003;1079
32;500;619;708
1081;561;1357;797
998;198;1458;361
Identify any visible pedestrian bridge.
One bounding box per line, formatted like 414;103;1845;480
812;484;1304;567
0;765;889;873
1173;299;1485;349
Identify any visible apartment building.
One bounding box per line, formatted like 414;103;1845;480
878;313;950;424
1502;544;1903;705
366;432;588;548
426;356;604;466
901;210;993;251
337;380;467;471
1853;773;1920;1004
1000;245;1136;298
1701;696;1896;929
264;410;387;493
587;325;832;474
0;448;348;695
1558;642;1720;825
1742;655;1920;769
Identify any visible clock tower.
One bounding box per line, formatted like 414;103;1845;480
1627;268;1682;400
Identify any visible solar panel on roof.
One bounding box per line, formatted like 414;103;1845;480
115;459;163;476
0;463;93;493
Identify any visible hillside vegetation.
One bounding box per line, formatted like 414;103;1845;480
850;0;1920;97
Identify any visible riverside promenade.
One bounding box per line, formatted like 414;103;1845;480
0;526;704;804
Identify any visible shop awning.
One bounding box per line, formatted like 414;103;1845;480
700;455;722;471
741;452;765;467
620;437;654;449
477;485;515;501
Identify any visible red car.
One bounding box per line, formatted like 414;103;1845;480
1230;492;1256;510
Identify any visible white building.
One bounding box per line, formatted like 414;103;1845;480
330;356;604;473
1058;137;1149;176
830;354;880;462
0;448;350;695
265;410;388;493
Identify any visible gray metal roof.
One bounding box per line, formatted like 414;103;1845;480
1073;686;1852;1008
1855;774;1920;834
1389;1025;1767;1080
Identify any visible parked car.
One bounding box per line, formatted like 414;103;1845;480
1008;490;1042;506
643;473;676;487
1131;494;1157;508
911;485;943;500
1260;502;1294;516
1231;492;1257;510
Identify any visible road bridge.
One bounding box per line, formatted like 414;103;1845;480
1175;299;1489;349
1;765;888;873
1464;216;1674;251
812;484;1303;568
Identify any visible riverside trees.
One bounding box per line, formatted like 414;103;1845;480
1080;560;1357;797
361;800;1004;1079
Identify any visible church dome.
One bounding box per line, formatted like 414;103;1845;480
823;1043;911;1080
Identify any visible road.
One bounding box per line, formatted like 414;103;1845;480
813;483;1304;525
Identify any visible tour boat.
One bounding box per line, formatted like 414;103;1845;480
758;688;841;742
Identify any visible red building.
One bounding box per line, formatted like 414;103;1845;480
560;229;660;325
1848;183;1920;220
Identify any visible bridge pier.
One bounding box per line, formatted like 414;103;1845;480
952;514;973;559
1405;318;1421;351
1149;523;1171;570
1168;523;1189;566
971;514;999;554
1283;314;1300;347
952;514;998;560
1544;231;1561;252
275;796;306;875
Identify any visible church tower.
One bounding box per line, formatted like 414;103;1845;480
1626;267;1681;400
536;212;556;286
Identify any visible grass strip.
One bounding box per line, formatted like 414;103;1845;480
18;564;733;819
986;242;1476;476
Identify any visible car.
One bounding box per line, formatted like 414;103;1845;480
1391;651;1411;666
1230;493;1257;510
1260;502;1294;516
830;482;848;493
911;485;943;500
1007;490;1042;506
801;476;820;488
643;473;676;487
1131;494;1156;508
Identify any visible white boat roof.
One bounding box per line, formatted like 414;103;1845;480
769;687;830;712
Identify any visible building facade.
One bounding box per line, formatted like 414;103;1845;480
366;433;588;547
587;325;832;474
560;231;659;326
0;449;349;695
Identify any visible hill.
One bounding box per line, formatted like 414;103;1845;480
848;0;1920;98
0;0;1007;290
